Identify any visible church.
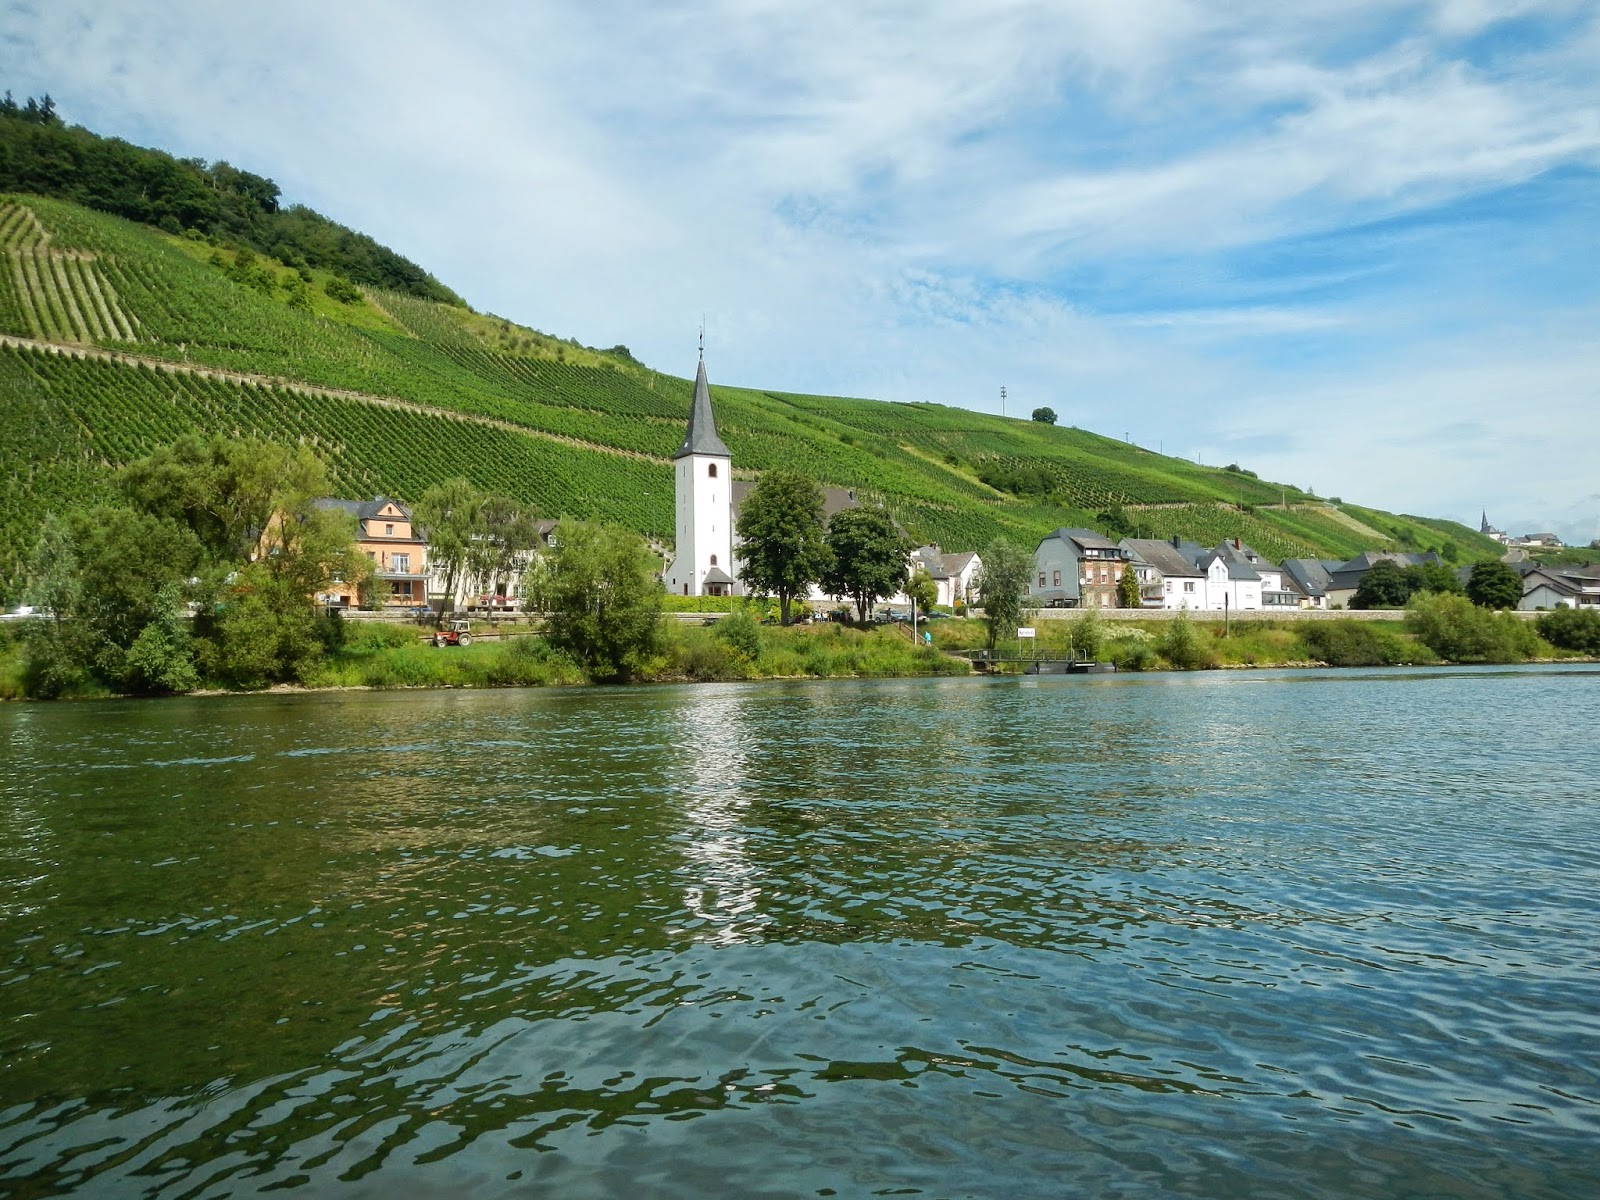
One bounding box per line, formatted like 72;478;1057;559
661;350;738;597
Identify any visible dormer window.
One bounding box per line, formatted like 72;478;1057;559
385;523;395;536
708;463;718;478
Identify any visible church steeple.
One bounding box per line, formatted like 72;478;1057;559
673;353;730;460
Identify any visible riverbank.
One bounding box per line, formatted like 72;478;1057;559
3;608;1594;701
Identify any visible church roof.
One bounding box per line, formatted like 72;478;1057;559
673;356;730;460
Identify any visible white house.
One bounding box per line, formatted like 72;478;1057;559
908;544;982;608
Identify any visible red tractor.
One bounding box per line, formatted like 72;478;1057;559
432;619;473;648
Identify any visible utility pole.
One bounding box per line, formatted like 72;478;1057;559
1000;385;1006;419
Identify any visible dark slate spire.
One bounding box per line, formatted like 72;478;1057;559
673;351;730;459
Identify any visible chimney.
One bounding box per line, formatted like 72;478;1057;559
1234;537;1242;550
1171;535;1181;549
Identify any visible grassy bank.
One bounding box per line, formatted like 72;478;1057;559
7;609;1595;701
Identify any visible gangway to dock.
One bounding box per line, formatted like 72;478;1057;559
955;650;1115;675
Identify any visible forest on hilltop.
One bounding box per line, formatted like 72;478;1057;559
0;91;462;304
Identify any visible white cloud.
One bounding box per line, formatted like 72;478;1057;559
4;0;1597;536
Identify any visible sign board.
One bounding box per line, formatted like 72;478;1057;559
1017;627;1036;639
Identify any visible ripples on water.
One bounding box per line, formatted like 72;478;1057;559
2;667;1598;1198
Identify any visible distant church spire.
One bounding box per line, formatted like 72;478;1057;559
674;348;730;460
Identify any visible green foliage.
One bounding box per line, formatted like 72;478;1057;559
820;506;909;623
1031;407;1057;424
0;105;461;302
976;538;1032;649
1068;608;1103;660
712;610;763;662
906;569;938;618
323;274;363;305
1466;559;1523;610
204;567;332;687
529;521;661;681
1299;620;1430;667
1159;613;1217;670
1407;592;1541;663
1534;607;1600;654
1352;559;1411;609
735;470;830;624
1117;562;1141;610
123;582;200;694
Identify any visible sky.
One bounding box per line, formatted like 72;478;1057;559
6;0;1599;543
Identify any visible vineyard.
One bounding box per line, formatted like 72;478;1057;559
1;200;139;345
0;193;1502;605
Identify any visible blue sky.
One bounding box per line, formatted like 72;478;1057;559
6;0;1598;543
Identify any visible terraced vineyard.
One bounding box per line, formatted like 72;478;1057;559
0;193;1502;604
1;199;139;345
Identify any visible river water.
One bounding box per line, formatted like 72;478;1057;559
1;666;1597;1199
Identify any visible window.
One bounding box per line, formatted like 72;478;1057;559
392;553;410;573
385;523;395;536
1183;581;1195;593
710;554;718;566
1052;570;1061;587
1038;572;1046;588
708;463;718;478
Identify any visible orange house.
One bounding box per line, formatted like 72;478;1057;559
313;497;429;608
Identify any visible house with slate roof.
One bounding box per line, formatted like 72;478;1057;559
1030;528;1130;608
908;545;983;608
1280;559;1339;609
1518;564;1600;610
312;496;428;608
1120;537;1206;609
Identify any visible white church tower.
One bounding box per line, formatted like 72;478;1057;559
663;347;736;597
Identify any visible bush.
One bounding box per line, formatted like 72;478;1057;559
1300;620;1430;667
1408;592;1541;663
1535;607;1600;654
714;611;762;662
1068;608;1103;660
323;275;363;304
1158;613;1216;670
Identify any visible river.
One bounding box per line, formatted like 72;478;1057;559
2;666;1598;1198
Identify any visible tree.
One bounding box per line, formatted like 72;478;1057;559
820;506;909;623
736;471;830;624
415;478;485;616
528;522;662;681
976;538;1033;649
469;493;541;601
1466;559;1523;610
906;569;939;621
1031;407;1057;425
1069;607;1103;660
1118;562;1141;609
1403;561;1463;597
1408;591;1539;662
1351;559;1411;609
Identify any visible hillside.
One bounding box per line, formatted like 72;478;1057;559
0;192;1501;604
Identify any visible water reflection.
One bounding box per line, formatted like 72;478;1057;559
2;668;1598;1199
671;688;764;945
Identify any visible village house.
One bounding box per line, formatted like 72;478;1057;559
1516;563;1600;610
908;544;982;608
1030;528;1130;608
1119;537;1206;609
312;497;429;609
